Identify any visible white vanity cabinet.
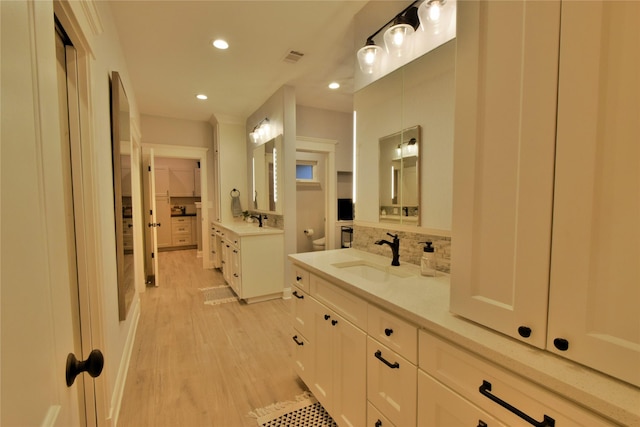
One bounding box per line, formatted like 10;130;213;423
418;330;616;427
215;222;283;303
451;0;640;387
171;216;193;246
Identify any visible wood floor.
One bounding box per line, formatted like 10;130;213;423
117;249;307;427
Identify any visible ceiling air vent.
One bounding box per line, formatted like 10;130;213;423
283;50;304;64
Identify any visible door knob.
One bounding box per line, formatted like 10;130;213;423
66;349;104;387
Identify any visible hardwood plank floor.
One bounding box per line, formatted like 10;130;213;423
118;249;306;427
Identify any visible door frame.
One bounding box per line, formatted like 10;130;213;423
54;1;109;424
296;137;337;250
141;144;211;274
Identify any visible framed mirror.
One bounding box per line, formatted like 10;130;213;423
110;71;134;321
252;135;282;214
379;125;421;225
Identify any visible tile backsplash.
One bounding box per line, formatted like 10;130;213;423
352;224;451;274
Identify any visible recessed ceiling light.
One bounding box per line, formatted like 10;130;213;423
196;94;208;100
212;39;229;50
328;82;340;90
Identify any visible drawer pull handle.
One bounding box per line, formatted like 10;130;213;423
331;319;338;326
296;275;302;281
324;314;331;320
292;291;304;299
292;335;304;346
375;420;382;427
384;328;393;336
479;380;555;427
374;350;399;369
477;421;487;427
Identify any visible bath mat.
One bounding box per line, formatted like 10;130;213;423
249;391;337;427
200;285;238;305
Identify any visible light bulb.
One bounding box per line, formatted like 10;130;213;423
384;23;415;58
357;43;383;74
429;3;441;21
419;0;446;30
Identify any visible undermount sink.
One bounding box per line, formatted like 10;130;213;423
331;260;412;283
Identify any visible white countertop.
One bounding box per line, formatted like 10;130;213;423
212;221;283;237
288;248;640;426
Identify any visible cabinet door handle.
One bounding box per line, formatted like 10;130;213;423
324;314;330;320
375;420;382;427
479;380;555;427
292;335;304;346
331;319;338;326
384;328;393;336
374;350;399;369
296;275;302;281
292;291;304;299
477;421;487;427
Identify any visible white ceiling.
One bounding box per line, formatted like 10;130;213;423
108;0;376;122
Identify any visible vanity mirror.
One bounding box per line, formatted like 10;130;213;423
252;135;282;214
379;125;421;225
110;71;135;321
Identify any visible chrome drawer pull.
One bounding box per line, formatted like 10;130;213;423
374;350;399;369
479;380;555;427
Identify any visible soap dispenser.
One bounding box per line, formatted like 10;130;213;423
419;241;436;277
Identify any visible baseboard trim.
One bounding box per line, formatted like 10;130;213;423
109;298;140;426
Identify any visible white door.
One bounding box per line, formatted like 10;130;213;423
148;150;161;286
2;1;101;425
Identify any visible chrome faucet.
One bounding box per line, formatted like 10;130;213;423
250;214;266;227
375;233;400;266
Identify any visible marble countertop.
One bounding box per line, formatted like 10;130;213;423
212;221;283;237
289;248;639;426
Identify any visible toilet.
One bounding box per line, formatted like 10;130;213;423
312;237;325;251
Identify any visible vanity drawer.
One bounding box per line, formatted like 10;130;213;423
418;369;506;427
367;337;417;427
419;331;616;427
368;304;418;364
291;288;312;338
310;274;367;330
367;402;396;427
291;265;310;293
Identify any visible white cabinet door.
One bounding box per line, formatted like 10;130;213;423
309;297;366;427
169;168;195;196
450;0;561;348
547;0;640;388
331;310;366;427
155;167;169;196
155;196;172;247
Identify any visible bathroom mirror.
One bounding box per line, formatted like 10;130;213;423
110;71;134;321
379;125;421;225
252;135;282;214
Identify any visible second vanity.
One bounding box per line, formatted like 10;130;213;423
288;248;639;427
210;221;283;303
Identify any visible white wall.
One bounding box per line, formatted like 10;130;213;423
354;40;456;232
296;105;353;172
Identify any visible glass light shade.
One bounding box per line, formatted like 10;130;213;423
384;23;415;58
357;43;383;74
418;0;446;29
250;131;259;143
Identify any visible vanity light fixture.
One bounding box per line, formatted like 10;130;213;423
357;0;446;73
249;118;270;143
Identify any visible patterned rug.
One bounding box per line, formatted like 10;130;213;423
249;392;337;427
200;285;238;305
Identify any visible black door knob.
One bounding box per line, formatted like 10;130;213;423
66;349;104;387
518;326;532;338
553;338;569;351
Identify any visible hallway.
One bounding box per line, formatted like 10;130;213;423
118;250;306;426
